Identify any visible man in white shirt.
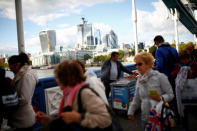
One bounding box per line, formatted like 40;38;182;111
101;52;133;98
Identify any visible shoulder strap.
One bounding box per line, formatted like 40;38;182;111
77;84;100;113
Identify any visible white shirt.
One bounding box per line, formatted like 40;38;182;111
110;60;118;80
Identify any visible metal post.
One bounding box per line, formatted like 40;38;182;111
15;0;25;54
194;34;197;44
173;8;179;52
132;0;138;55
193;10;197;44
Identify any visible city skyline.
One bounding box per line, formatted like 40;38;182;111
0;0;195;56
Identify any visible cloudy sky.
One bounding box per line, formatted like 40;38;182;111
0;0;194;55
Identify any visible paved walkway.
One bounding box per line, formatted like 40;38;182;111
2;108;197;131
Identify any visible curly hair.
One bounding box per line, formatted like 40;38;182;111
54;60;86;87
134;52;154;66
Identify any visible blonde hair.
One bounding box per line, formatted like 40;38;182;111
134;52;154;66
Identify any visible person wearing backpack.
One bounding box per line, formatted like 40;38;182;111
35;60;114;131
154;35;179;81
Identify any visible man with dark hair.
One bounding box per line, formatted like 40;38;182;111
101;51;133;98
154;35;179;80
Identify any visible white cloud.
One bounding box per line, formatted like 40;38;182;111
0;44;18;56
25;36;41;54
93;23;112;36
56;26;77;47
135;0;193;44
117;0;194;45
57;24;69;28
28;13;68;27
0;0;124;26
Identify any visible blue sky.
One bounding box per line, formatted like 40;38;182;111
0;0;194;55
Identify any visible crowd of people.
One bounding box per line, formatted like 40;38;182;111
0;35;197;131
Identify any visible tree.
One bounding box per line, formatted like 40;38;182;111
131;48;135;56
170;43;176;49
118;50;124;60
149;45;157;57
94;56;99;63
84;54;92;61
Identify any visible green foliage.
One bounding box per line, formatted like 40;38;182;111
84;54;92;61
149;45;157;57
93;56;100;63
138;49;143;53
118;50;124;60
0;62;8;68
131;48;135;56
178;44;186;52
170;43;176;49
171;42;196;53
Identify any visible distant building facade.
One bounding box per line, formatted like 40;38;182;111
108;30;118;49
77;18;94;50
39;30;56;53
102;30;118;49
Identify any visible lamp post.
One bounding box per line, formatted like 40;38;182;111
171;8;179;52
132;0;138;55
15;0;25;54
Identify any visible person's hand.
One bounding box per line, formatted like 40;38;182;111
132;71;138;76
149;91;161;102
35;112;51;126
128;115;135;121
125;75;137;79
61;110;82;124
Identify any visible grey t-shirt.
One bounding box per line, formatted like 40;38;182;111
110;60;118;80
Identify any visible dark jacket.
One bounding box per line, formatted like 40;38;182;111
155;42;179;79
101;58;132;81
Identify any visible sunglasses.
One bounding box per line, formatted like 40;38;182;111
135;63;143;66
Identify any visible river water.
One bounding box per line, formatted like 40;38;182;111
6;67;101;79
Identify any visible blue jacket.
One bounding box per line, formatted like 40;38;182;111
155;42;178;79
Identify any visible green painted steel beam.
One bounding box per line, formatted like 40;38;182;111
163;0;197;34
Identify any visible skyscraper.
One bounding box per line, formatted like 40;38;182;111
77;17;94;49
102;34;110;48
94;29;101;45
108;30;118;49
102;30;118;49
39;30;56;53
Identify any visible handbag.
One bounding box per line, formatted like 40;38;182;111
49;106;83;131
145;100;175;131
